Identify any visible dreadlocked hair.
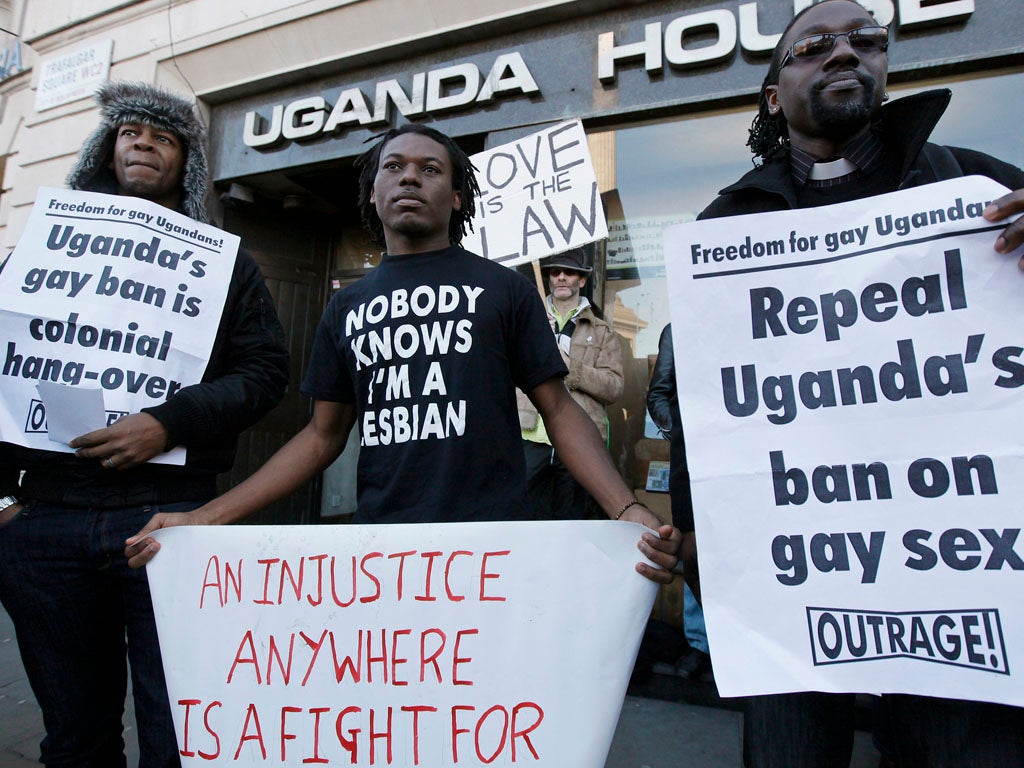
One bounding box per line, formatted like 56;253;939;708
747;65;790;164
747;0;862;164
355;124;481;246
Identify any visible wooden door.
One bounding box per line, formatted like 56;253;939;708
218;204;330;524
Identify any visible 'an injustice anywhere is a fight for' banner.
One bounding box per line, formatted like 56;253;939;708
146;522;656;766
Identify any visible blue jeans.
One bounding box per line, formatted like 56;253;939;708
682;582;709;654
743;691;1024;767
0;500;197;768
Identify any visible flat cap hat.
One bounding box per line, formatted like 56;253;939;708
539;249;592;274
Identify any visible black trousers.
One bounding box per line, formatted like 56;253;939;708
522;440;590;520
743;691;1024;768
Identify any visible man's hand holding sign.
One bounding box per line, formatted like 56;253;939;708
71;411;169;470
985;188;1024;260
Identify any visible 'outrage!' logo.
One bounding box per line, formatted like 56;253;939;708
806;607;1008;674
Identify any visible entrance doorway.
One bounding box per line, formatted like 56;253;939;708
218;202;331;524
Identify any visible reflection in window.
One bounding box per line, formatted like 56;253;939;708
894;70;1024;170
590;68;1024;490
592;108;754;361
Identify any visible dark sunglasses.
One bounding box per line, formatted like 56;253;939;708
780;25;889;68
546;267;585;277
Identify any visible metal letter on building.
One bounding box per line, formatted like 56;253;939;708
598;22;663;82
898;0;974;27
664;10;737;68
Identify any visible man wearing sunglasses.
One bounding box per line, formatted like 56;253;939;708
697;1;1024;766
517;249;623;521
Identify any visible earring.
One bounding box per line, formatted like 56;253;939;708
882;90;890;101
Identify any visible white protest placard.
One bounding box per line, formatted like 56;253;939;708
0;188;238;464
146;521;656;767
664;176;1024;706
462;120;608;267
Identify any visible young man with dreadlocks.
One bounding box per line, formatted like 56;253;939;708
697;2;1024;766
127;124;681;583
0;82;289;767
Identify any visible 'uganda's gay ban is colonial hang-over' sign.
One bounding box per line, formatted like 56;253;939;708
0;188;237;463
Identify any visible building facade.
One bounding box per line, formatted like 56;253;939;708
1;0;1022;521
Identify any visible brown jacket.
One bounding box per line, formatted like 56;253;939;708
517;303;623;442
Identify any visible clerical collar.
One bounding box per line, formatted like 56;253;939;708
789;131;884;186
808;157;858;180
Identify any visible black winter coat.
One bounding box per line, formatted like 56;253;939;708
3;249;288;506
700;90;1024;220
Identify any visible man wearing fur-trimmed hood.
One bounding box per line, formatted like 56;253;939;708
68;80;210;222
0;81;289;767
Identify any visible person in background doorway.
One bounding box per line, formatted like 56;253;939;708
518;248;624;519
647;324;709;679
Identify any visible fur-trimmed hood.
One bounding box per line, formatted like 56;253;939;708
66;81;209;222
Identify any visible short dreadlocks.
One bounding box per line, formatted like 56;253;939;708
355;124;481;246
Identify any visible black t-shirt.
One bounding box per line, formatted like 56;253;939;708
302;245;567;523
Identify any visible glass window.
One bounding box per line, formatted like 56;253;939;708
589;108;755;488
592;108;755;360
591;68;1024;488
894;69;1024;170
